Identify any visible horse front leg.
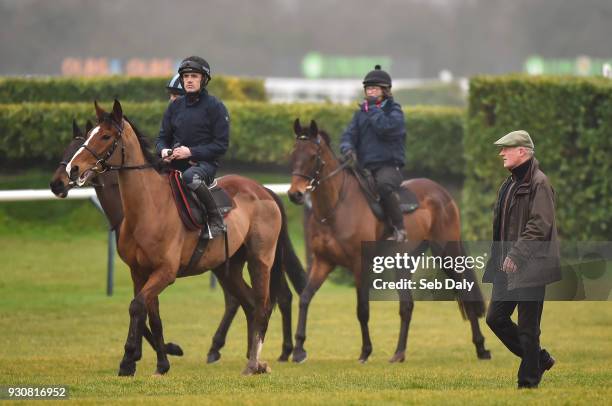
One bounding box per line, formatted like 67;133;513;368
118;268;175;376
355;274;372;363
292;258;333;363
118;269;147;376
147;296;170;375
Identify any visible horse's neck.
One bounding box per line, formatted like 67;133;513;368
115;127;166;223
310;147;352;221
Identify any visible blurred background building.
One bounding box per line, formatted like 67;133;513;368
1;0;611;103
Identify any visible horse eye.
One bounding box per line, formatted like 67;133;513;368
102;134;111;140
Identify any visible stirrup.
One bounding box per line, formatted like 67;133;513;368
205;215;226;239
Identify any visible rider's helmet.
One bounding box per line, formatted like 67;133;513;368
362;65;392;89
177;56;211;88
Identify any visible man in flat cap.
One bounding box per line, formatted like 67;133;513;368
483;130;561;389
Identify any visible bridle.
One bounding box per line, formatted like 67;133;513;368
291;135;350;191
77;120;153;174
291;134;350;223
59;135;102;187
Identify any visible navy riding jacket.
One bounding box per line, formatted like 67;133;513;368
156;89;230;172
339;98;406;170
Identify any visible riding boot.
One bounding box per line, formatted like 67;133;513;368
189;181;226;238
380;191;407;242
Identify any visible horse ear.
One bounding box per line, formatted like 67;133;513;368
112;99;123;123
309;120;318;138
94;100;104;121
72;119;82;139
85;120;94;134
293;118;302;136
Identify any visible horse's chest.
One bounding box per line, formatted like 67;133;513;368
311;232;349;265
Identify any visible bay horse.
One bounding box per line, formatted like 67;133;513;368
50;120;306;364
65;100;284;376
287;119;491;363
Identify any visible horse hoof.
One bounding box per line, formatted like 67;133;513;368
118;363;136;377
258;362;271;374
359;349;372;363
278;345;293;362
207;350;221;364
389;352;405;363
165;342;184;357
242;361;271;376
478;349;492;360
292;349;307;363
155;360;170;375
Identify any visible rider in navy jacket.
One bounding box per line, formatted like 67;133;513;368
339;65;407;241
339;98;405;170
156;87;229;180
156;56;229;238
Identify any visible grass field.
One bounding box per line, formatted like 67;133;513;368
1;233;611;405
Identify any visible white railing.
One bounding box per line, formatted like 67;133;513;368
0;184;292;295
0;184;291;202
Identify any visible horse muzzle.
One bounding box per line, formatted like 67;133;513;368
288;190;305;205
49;179;70;198
69;165;95;187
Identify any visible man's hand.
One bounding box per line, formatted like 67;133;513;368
341;149;357;165
172;145;192;160
503;256;518;273
161;148;173;162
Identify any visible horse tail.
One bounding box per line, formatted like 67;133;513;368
265;188;307;294
432;241;486;320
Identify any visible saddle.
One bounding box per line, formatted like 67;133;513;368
168;170;235;232
349;166;419;222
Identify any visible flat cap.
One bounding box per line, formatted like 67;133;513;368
494;130;534;150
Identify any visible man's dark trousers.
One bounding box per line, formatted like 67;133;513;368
486;278;550;387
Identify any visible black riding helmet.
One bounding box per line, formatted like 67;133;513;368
362;65;392;88
178;56;212;88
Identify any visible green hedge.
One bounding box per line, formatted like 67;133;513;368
0;102;463;178
0;76;266;103
464;75;612;241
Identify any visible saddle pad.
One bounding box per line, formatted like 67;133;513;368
168;170;235;232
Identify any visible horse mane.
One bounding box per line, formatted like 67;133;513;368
318;130;332;147
123;116;165;172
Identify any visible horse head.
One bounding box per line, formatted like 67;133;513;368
288;118;337;205
49;119;94;197
66;100;125;187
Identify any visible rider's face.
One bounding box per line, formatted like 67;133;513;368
365;86;383;99
182;72;203;93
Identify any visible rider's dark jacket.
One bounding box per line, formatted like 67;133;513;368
339;98;405;170
156;88;230;173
